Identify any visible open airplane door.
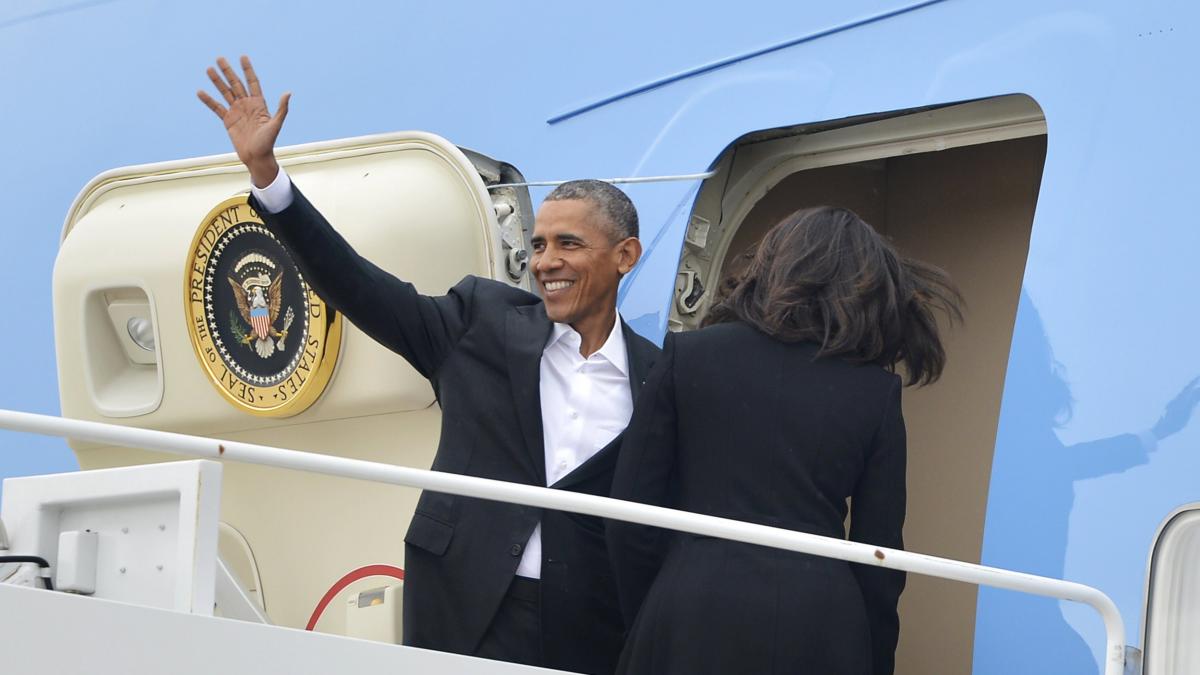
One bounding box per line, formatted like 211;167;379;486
52;132;534;636
1140;503;1200;674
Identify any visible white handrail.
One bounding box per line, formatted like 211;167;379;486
0;408;1126;675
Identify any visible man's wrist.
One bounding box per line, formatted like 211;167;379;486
250;166;294;214
248;157;280;190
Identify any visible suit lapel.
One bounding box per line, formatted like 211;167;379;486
622;320;654;408
553;318;658;490
506;304;553;483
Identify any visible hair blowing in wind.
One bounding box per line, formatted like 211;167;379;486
704;206;963;386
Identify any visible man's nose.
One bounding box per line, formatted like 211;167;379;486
535;250;563;273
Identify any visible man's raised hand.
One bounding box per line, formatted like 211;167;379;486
197;55;291;188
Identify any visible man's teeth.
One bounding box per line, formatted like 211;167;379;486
545;281;574;291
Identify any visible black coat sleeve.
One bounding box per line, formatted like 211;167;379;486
848;375;908;675
251;185;473;380
607;331;679;626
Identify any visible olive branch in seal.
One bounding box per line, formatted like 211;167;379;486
229;310;253;346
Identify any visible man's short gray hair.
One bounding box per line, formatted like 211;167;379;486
544;179;638;241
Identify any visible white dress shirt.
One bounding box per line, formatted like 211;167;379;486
516;314;632;578
251;167;634;579
250;166;295;214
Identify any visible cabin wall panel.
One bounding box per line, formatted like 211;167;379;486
886;135;1045;674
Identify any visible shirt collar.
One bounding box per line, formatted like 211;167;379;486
545;311;629;376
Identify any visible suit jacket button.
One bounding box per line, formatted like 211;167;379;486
510;543;523;556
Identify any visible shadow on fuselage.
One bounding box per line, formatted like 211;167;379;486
973;290;1198;675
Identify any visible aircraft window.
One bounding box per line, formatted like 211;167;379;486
676;94;1046;675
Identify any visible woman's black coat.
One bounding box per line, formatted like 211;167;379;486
608;321;907;675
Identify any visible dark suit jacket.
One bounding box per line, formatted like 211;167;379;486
608;322;906;675
253;187;659;674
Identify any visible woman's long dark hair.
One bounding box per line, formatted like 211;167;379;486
703;206;963;386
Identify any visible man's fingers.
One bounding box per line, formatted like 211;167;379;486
217;57;248;98
207;67;236;104
267;92;291;134
241;55;263;98
197;90;228;118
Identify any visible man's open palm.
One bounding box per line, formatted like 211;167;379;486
197;56;290;186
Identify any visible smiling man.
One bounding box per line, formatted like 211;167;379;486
198;56;659;674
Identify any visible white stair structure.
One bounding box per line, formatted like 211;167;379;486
0;408;1128;675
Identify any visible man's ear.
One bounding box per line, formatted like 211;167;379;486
615;237;643;275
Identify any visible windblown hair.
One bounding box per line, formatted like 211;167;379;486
703;206;963;386
545;179;639;240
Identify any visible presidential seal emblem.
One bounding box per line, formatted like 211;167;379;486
185;196;341;416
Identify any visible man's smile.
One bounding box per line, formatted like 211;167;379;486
542;279;575;293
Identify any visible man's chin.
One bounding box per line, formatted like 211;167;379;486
543;301;573;325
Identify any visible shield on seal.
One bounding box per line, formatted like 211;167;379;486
250;307;270;339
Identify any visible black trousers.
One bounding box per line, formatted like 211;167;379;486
475;576;542;667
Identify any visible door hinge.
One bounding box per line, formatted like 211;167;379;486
1125;646;1142;675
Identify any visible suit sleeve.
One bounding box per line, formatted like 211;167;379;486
849;375;907;675
251;185;472;380
607;332;680;626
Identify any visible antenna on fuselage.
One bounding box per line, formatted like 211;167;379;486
486;168;719;190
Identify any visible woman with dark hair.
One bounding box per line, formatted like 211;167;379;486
607;206;962;675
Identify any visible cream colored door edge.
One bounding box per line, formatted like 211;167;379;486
1139;502;1200;675
670;94;1046;331
60;131;534;290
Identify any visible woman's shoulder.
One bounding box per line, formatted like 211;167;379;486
667;320;767;358
678;319;829;357
676;318;778;345
669;321;813;371
678;320;899;385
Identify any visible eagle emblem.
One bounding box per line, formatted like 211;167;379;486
227;252;295;358
187;198;341;416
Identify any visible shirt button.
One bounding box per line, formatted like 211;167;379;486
569;410;579;419
558;460;568;471
510;543;523;556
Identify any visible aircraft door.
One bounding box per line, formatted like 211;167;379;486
1140;503;1200;675
54;131;534;631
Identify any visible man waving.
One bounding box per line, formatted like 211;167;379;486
198;56;659;674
